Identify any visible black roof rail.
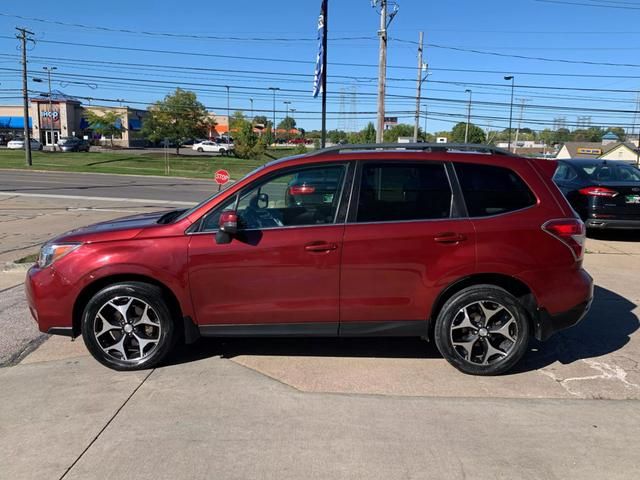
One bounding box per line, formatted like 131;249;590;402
305;143;515;157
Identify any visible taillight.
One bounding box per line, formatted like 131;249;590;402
542;218;586;261
578;186;618;197
289;185;316;195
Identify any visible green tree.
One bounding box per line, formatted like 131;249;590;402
277;116;296;131
327;129;348;144
229;111;247;132
233;118;266;159
573;127;603;142
84;110;125;148
142;88;212;154
450;122;486;144
383;123;414;142
253;115;269;126
360;122;376;144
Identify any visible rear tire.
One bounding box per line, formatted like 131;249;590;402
434;285;530;376
197;147;204;152
82;282;176;371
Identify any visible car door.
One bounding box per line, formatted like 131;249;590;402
188;162;352;334
339;161;476;335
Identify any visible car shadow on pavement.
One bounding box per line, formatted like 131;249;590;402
587;229;640;242
167;336;441;368
165;285;638;374
515;285;639;373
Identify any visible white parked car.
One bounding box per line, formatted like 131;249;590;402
7;138;43;150
192;140;234;155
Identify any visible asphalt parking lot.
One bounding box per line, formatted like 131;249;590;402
1;193;639;479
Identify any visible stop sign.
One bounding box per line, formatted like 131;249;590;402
214;169;230;185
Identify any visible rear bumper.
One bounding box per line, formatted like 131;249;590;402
585;218;640;230
534;284;594;341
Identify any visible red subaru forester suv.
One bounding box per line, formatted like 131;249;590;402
25;144;593;375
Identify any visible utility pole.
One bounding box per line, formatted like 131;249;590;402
16;27;34;166
250;98;254;119
43;66;57;151
413;31;424;143
464;89;473;143
374;1;398;143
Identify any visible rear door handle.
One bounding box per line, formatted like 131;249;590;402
304;242;338;252
434;232;467;244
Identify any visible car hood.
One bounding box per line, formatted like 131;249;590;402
51;210;173;244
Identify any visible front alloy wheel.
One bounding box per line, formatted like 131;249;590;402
82;282;175;370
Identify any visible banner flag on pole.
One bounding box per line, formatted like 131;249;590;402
312;0;327;98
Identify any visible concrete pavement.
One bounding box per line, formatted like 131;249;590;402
2;354;639;480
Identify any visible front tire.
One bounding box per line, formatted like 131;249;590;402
82;282;176;371
434;285;530;376
197;147;204;152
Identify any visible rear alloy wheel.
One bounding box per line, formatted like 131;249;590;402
434;285;530;375
82;282;175;370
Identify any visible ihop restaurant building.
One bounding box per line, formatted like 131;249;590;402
0;96;146;147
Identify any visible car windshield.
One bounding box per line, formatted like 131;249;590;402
173;164;267;223
578;162;640;182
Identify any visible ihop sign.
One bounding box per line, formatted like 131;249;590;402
41;110;60;120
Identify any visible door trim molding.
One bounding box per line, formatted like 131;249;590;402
198;321;428;338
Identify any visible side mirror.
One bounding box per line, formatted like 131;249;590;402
219;210;238;235
216;211;238;245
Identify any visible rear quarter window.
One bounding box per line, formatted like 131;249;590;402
454;163;536;217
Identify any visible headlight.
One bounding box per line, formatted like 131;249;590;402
37;243;81;268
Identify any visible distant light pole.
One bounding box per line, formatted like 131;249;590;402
43;66;57;150
225;86;230;133
423;104;428;139
504;75;515;152
249;98;254;119
464;89;472;143
268;87;280;143
283;101;291;120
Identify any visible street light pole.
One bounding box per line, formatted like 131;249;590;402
43;66;57;151
505;76;515;152
268;87;279;144
225;86;230;133
284;101;291;120
464;89;472;144
250;98;254;119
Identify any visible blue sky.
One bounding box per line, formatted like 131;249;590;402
2;0;640;134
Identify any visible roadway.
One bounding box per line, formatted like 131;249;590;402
0;169;221;204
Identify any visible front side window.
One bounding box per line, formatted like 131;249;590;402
455;163;536;217
356;163;452;222
201;164;346;231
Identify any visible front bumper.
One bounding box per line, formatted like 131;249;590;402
25;265;78;337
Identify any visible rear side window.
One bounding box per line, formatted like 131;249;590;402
356;163;452;222
553;163;577;182
455;163;536;217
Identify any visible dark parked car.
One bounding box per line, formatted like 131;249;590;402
26;144;593;375
57;137;90;152
553;159;640;230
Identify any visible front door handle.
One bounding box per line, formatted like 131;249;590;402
434;232;467;244
304;242;338;252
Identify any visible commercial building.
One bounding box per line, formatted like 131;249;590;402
556;132;639;163
0;96;148;147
